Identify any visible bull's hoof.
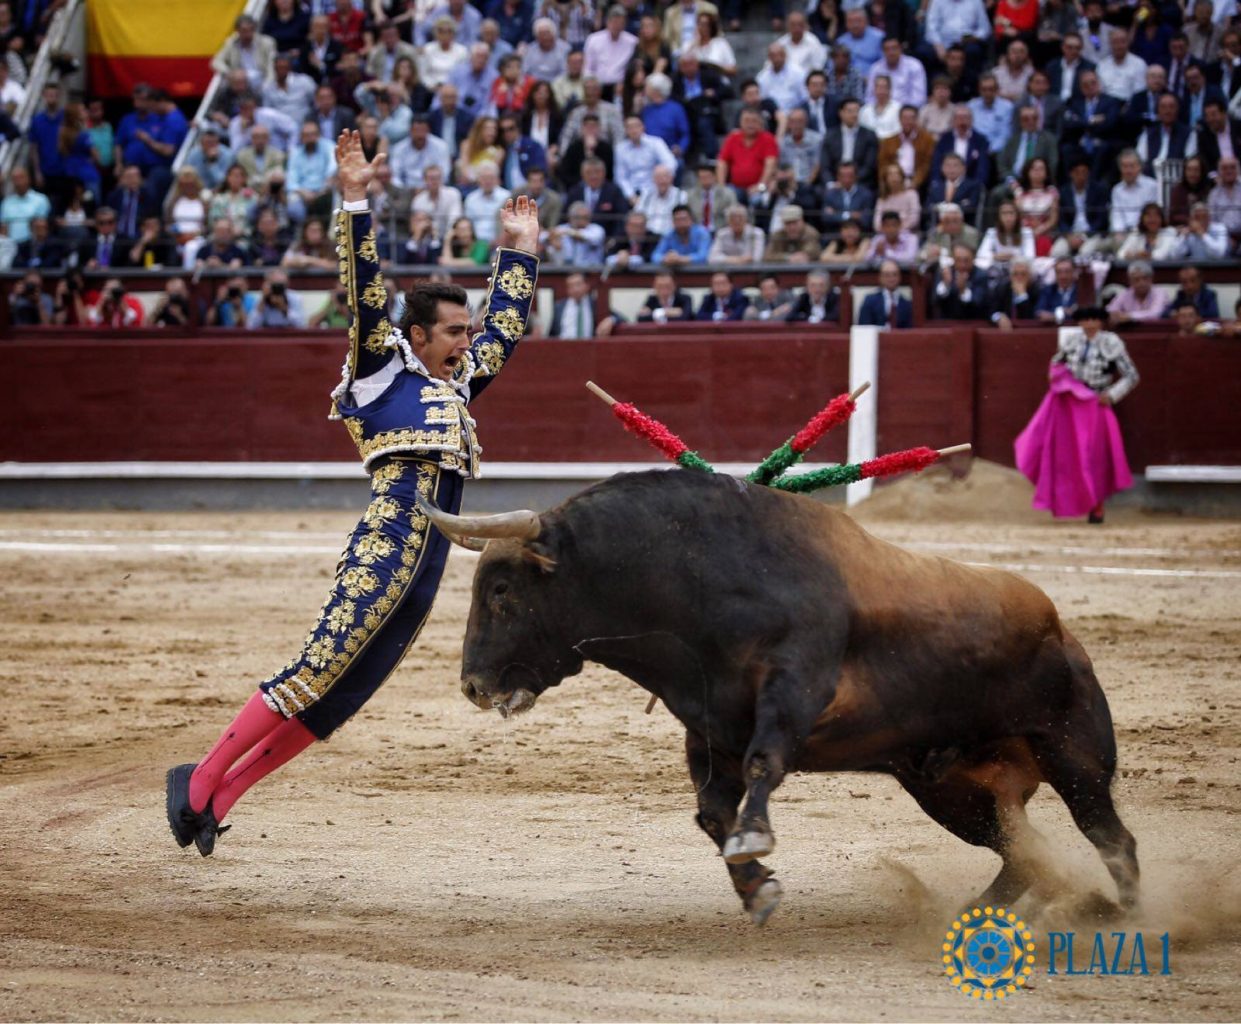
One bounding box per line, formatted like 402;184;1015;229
747;878;783;926
723;829;775;864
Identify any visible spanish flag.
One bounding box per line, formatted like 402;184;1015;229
87;0;247;98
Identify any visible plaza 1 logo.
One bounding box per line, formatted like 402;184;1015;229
941;907;1174;999
942;906;1036;1000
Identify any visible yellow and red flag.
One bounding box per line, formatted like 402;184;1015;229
87;0;247;98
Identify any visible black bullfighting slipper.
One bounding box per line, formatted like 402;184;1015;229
193;802;231;858
165;763;201;849
1088;511;1105;525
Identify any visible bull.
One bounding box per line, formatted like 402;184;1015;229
420;469;1139;925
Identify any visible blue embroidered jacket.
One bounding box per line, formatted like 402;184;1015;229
330;207;538;477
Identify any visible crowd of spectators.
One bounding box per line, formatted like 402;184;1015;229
4;0;1241;332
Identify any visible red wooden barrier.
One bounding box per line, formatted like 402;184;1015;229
3;327;1239;468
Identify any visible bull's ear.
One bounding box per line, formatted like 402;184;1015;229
521;541;557;575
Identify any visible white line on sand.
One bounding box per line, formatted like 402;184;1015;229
964;561;1241;579
4;529;1238;561
890;539;1241;560
0;527;345;541
1;539;1238;578
0;541;341;556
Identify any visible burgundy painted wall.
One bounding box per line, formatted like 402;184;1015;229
3;328;1239;468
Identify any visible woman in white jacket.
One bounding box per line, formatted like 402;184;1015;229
1117;202;1183;262
975;200;1036;274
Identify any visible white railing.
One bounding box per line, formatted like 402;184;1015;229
168;0;270;190
0;0;85;177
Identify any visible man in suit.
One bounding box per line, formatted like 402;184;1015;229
549;272;620;337
497;115;548;191
211;14;276;87
819;98;878;189
1136;93;1197;173
427;84;475;158
1046;33;1095;103
1180;64;1225;129
78;207;130;270
924;154;982;226
696;270;750;321
1052;156;1111;258
1165;33;1204;104
929;105;990;185
857;259;913;328
685;160;737;233
558;113;614;188
670;53;732;160
1035;257;1081;321
298;15;344;84
365;21;419;81
1123;64;1168;139
799;70;832;136
877;105;937;191
1062;69;1123;180
1211;29;1241;100
996;104;1058;183
310;83;355;142
105;165;159;241
1196;99;1241;174
932;244;990;320
637;270;694;322
919;202;981;263
1015;70;1065;136
605;210;660;269
785;269;839;324
14;217;63;269
988;258;1042;328
822;160;875;230
511;166;563;231
235;123;287;190
564;156;630;236
1168;264;1220;319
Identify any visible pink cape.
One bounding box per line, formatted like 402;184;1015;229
1014;364;1133;518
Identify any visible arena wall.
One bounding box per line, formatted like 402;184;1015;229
4;327;1240;469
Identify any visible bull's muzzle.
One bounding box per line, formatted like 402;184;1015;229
461;676;538;719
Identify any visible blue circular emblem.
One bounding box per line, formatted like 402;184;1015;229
943;906;1036;999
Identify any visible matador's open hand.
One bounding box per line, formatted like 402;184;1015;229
498;196;540;256
336;129;386;204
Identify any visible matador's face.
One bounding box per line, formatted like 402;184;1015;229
412;301;472;381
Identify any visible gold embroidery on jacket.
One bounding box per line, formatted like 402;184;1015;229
362;277;387;310
365;318;393;354
489;306;525;341
474;340;506;376
354;532;397;564
263;462;440;712
496;263;534;300
359;230;379;264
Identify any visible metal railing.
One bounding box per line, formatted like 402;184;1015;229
0;0;85;178
167;0;270;198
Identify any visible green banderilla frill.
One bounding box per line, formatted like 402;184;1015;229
768;463;864;492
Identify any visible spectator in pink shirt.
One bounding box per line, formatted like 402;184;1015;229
584;6;638;92
866;210;919;264
1106;261;1172;326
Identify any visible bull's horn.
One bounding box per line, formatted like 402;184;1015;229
417;494;541;541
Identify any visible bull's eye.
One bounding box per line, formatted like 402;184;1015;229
492;581;510;598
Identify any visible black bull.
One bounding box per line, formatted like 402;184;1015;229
421;470;1139;925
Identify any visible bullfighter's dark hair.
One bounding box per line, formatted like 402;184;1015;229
401;281;469;340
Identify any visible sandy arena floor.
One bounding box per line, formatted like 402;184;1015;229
2;475;1240;1022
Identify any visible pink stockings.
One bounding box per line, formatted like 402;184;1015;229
188;692;316;821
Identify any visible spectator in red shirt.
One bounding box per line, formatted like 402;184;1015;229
86;279;145;328
716;108;778;202
328;0;367;53
488;54;536;115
